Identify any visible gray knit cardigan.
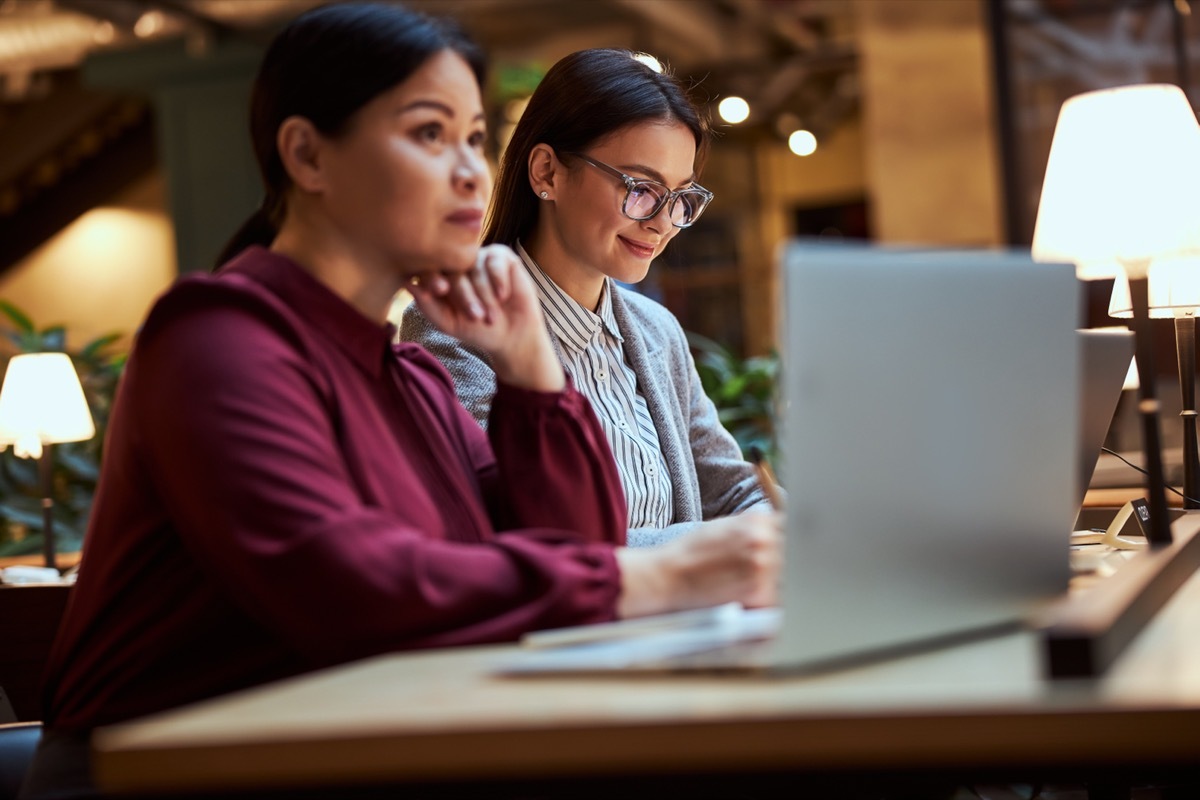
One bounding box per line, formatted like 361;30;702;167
399;282;769;547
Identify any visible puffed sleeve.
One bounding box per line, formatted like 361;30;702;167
133;286;623;665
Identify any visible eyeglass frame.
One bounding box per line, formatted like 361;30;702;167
560;152;714;229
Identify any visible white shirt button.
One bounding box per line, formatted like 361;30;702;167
618;420;629;429
645;465;657;477
596;369;608;381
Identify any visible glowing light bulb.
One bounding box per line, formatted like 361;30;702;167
633;53;663;73
788;129;818;156
718;96;750;124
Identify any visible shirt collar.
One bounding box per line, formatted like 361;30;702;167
515;242;623;355
220;246;394;378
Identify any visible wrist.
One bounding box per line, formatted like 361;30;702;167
491;334;565;393
614;546;674;618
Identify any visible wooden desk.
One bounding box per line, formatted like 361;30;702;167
92;570;1200;796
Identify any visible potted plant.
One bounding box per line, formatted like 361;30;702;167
686;331;780;463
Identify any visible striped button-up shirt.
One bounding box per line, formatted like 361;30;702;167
518;243;674;529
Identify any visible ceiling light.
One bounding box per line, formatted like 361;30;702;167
632;53;663;73
718;96;750;124
133;10;165;38
788;129;818;157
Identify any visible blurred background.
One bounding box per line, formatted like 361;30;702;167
8;0;1199;353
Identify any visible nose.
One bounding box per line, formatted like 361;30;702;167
452;146;488;193
641;197;674;235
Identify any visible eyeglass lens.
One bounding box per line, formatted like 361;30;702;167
625;183;708;226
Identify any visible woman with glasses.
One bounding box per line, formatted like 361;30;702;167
402;48;773;547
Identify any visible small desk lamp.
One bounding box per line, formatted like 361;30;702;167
1032;83;1200;547
1110;258;1200;508
0;353;96;570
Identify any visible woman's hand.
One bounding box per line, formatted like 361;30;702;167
407;245;563;393
615;512;783;618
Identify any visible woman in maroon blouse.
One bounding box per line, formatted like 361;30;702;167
21;4;779;797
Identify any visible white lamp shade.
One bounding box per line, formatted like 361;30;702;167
1032;84;1200;280
0;353;96;459
1109;256;1200;318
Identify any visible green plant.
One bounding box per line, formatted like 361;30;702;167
686;331;780;463
0;300;127;558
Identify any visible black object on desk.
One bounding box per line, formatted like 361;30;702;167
1041;514;1200;678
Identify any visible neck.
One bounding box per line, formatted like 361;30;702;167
523;229;605;312
271;209;404;324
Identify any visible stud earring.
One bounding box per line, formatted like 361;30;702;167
540;191;548;199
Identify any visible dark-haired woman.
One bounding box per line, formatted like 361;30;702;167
402;49;772;548
20;9;778;799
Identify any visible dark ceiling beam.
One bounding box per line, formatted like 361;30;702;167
610;0;732;62
0;107;155;272
148;0;271;44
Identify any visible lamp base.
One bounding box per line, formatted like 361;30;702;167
1176;316;1200;509
1128;275;1173;546
40;443;55;572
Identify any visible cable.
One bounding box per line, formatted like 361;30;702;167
1099;446;1200;506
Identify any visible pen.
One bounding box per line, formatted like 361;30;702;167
747;446;784;512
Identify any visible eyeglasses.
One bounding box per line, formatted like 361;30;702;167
564;153;713;228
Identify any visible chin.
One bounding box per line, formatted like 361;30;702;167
420;246;477;275
443;250;479;274
610;262;654;286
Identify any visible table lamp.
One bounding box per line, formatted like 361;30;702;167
1109;257;1200;508
1032;83;1200;547
0;353;96;570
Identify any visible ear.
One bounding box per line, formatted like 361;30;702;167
528;143;560;200
276;116;328;194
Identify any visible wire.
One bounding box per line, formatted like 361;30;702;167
1099;446;1200;506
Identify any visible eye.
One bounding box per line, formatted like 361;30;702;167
629;182;665;202
468;129;487;149
413;122;445;144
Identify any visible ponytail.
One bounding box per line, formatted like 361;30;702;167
214;206;276;270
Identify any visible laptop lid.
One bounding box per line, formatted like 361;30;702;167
771;243;1079;670
1076;329;1134;506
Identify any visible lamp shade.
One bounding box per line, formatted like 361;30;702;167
1109;256;1200;318
0;353;96;459
1031;84;1200;280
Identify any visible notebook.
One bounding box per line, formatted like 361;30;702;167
501;244;1083;675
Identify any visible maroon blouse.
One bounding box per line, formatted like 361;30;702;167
41;247;626;731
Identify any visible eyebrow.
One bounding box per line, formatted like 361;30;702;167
617;162;697;188
398;99;486;123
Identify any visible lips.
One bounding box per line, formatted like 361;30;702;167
618;236;657;259
446;209;484;228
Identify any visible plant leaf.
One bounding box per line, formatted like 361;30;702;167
0;300;35;334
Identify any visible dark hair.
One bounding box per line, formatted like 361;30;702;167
484;49;710;248
216;2;485;267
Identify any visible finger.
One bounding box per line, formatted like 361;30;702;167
407;272;450;296
446;271;485;321
470;258;500;324
479;245;514;302
407;282;457;334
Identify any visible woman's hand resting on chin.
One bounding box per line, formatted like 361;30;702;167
407;244;563;393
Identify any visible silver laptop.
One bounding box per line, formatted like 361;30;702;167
502;243;1082;675
1075;329;1134;507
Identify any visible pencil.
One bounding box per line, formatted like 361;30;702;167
747;446;784;512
